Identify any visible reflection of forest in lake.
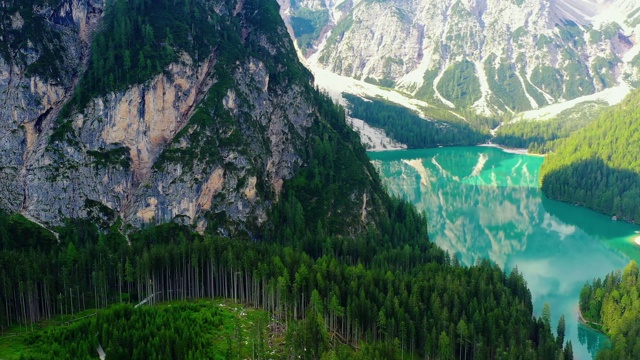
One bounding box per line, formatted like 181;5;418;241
578;323;610;355
369;147;637;359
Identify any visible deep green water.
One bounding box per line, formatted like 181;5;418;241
369;146;640;360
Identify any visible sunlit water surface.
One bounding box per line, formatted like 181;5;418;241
369;146;640;359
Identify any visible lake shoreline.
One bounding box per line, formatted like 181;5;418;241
577;306;607;335
365;143;544;155
370;145;633;359
479;143;545;157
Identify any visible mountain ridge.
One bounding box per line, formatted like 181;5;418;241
281;0;640;116
0;0;382;236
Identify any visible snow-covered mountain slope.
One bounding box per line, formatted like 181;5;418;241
280;0;640;116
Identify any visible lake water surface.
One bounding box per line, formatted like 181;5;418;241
369;146;640;359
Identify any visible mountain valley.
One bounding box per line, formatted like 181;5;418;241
0;0;639;359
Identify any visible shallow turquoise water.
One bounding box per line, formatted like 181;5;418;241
369;146;640;360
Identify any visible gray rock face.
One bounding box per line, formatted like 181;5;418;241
123;55;313;232
0;0;317;234
0;0;102;215
281;0;640;114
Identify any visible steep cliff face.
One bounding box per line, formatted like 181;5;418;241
0;0;376;234
282;0;640;115
24;52;217;227
0;0;104;215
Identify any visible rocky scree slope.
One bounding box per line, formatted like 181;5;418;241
0;0;385;235
281;0;640;115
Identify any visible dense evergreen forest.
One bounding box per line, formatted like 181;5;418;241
493;101;607;153
0;209;571;359
579;261;640;360
16;301;274;359
342;94;491;149
540;90;640;223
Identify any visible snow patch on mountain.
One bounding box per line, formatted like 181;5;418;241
552;0;604;25
348;117;408;151
516;71;540;109
433;73;456;109
309;66;429;112
515;82;632;121
472;61;495;116
284;0;640;117
396;56;432;90
591;0;640;31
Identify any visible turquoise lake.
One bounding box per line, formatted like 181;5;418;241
369;146;640;360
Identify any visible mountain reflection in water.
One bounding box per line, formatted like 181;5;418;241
369;147;640;359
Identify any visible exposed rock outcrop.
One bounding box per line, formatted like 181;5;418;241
0;0;333;235
282;0;640;115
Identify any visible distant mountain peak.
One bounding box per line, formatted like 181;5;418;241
281;0;640;116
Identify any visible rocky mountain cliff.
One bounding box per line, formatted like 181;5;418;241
0;0;382;235
281;0;640;115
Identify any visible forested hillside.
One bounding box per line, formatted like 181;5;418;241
493;102;608;153
343;94;491;148
579;261;640;360
0;210;571;359
540;90;640;223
